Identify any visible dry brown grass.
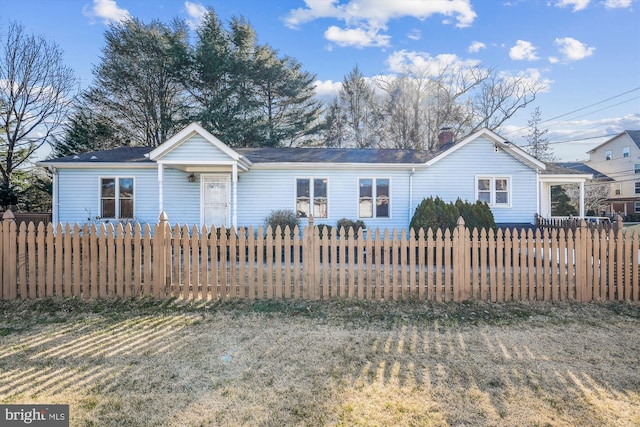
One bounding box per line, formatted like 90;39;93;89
1;298;639;426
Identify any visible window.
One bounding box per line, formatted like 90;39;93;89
296;178;327;218
635;164;640;174
101;177;134;219
623;146;630;157
605;150;612;161
615;183;622;195
359;178;390;218
476;176;510;207
635;182;640;195
635;202;640;213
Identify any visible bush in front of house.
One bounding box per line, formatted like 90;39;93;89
410;197;495;234
336;218;366;237
264;209;299;235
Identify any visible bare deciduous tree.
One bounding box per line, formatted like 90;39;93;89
325;62;546;150
0;21;78;191
565;182;611;216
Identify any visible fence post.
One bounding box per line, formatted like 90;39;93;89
613;214;625;301
154;211;170;299
575;219;588;302
304;215;318;300
2;210;17;300
453;216;466;302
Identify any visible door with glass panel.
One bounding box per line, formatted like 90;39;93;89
201;175;230;228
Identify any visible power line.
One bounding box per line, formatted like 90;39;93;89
540;87;640;125
503;86;640;137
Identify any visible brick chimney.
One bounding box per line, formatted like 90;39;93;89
438;127;454;147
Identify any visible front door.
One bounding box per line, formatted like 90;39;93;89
201;175;230;228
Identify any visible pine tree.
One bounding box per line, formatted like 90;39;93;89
525;107;555;161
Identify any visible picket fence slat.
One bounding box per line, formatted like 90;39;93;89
2;213;639;304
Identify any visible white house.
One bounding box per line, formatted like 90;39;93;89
584;130;640;217
39;123;590;229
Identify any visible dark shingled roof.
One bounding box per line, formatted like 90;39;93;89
235;146;436;164
551;162;611;180
627;130;640;150
41;146;154;163
42;145;442;164
541;162;594;176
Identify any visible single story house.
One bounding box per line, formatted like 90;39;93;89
39;123;590;230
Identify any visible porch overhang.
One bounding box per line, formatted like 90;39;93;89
538;173;592;218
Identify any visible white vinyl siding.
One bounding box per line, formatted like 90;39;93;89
235;168;411;230
413;136;534;224
56;168;158;225
160;135;233;162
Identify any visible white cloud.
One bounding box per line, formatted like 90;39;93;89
604;0;633;8
548;56;560;64
554;0;591;11
285;0;477;48
325;25;390;48
82;0;131;24
468;41;486;53
313;79;342;100
184;1;207;30
509;40;539;61
385;50;481;75
554;37;595;61
407;29;421;41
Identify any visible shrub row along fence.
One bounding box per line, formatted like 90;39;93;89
1;210;639;303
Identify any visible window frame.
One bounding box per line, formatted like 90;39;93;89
634;164;640;174
99;176;135;220
475;176;511;208
623;146;630;158
635;181;640;195
635;202;640;214
605;150;612;161
295;177;328;218
358;177;391;219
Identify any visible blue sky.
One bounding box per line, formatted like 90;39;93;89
2;0;639;160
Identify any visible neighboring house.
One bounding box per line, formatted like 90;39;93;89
584;130;640;217
39;123;590;230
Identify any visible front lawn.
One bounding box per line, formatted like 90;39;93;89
1;298;639;426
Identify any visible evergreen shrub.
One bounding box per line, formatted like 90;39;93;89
410;197;495;234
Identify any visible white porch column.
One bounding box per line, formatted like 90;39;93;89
51;167;58;225
157;163;164;214
536;175;540;217
232;163;238;227
579;181;585;217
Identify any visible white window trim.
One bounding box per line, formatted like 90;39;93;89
98;176;135;220
635;201;640;214
475;175;511;208
605;150;612;161
295;177;329;219
623;146;630;158
357;177;391;219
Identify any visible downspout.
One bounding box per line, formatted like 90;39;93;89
232;163;238;228
49;166;58;225
536;173;540;219
409;168;415;224
157;163;164;214
579;180;585;217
